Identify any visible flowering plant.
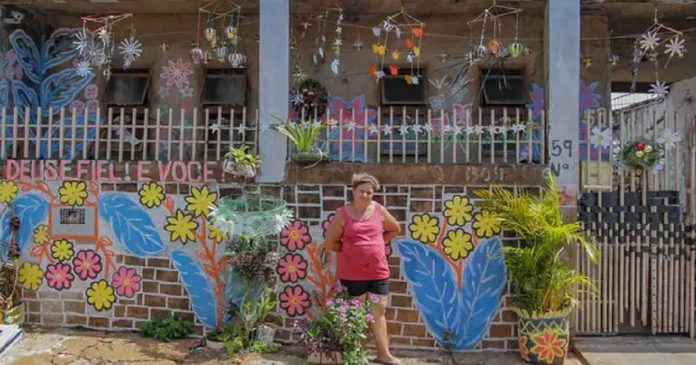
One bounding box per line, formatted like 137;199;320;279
617;138;665;175
298;285;375;365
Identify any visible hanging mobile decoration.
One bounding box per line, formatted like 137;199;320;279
608;54;619;67
330;8;344;75
193;1;245;68
313;10;328;65
467;0;524;64
369;6;425;84
633;9;687;73
76;13;136;79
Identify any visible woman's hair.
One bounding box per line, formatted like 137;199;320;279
351;173;380;191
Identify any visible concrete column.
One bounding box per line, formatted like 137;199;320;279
545;0;580;209
258;0;289;183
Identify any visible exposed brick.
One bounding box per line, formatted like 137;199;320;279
386;195;408;207
127;306;149;319
322;186;345;198
322;200;344;211
136;293;144;305
22;290;37;299
396;309;419;322
148;258;170;268
481;340;506;350
173;311;194;322
403;324;427;337
101;184;114;192
142;268;154;280
150;308;172;319
42;300;63;313
507;339;519;350
390;336;412;346
298;193;320;204
387;256;400;266
89;317;110;328
193;325;204;337
156;269;179;282
410;200;433;213
26;301;40;312
64;301;85;314
388;281;407;294
165;184;178;194
389;269;401;279
386;321;402;335
124;256;147;266
385;308;396;320
26;314;41;323
142;281;159;294
118;299;136;305
411;339;436;348
298;206;321;220
159;283;182;296
43;314;65;326
114;305;126;317
39;291;61;299
411;187;434;199
66;315;87;325
116;255;124;264
116;183;138;192
275;329;291;341
113;319;133;328
61;291;84;300
390;295;412;308
502;309;517;322
489;324;512;338
167;297;190;310
144;295;166;307
390;209;407;222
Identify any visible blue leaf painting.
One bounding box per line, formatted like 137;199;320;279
455;238;507;349
12;80;39;119
397;239;460;345
0;209;11;260
98;193;166;257
13;193;49;250
0;79;9;109
171;250;218;327
39;114;99;159
41;68;94;112
42;28;80;72
9;29;40;84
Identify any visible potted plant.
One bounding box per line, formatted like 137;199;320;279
223;145;261;178
298;285;375;365
1;215;24;326
272;115;327;163
474;174;599;365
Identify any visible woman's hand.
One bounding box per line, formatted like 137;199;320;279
381;206;402;243
323;213;344;252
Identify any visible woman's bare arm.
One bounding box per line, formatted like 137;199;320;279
323;213;344;252
382;206;401;243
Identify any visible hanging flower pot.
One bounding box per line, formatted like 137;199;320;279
516;309;570;365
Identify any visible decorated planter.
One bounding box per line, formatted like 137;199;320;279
0;303;25;326
516;308;570;365
222;160;256;179
255;325;276;345
291;150;327;163
307;351;342;365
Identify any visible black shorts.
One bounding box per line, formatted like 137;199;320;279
339;278;389;297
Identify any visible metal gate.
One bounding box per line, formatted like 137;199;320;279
574;107;696;336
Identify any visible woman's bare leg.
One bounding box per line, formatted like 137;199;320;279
370;294;398;362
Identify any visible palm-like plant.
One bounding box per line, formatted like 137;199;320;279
272;115;324;153
475;174;599;315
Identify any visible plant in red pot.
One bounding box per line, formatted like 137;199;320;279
475;174;599;365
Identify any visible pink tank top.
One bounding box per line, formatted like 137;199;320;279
336;202;390;281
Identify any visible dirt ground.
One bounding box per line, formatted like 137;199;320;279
1;328;584;365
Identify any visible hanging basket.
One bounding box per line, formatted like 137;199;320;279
209;194;292;238
291;150;327;163
222;160;257;179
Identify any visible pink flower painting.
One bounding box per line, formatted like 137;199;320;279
280;219;311;251
45;263;75;290
72;249;102;280
160;58;193;89
276;253;308;283
111;266;142;298
279;285;311;317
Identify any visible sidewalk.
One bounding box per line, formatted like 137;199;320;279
1;328;586;365
574;336;696;365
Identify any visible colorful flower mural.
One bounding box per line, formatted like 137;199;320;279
280;219;311;251
395;194;506;350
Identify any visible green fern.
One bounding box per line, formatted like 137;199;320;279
474;174;599;313
137;315;194;342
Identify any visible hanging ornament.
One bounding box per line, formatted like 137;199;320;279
204;12;216;43
353;38;363;51
160;42;170;52
646;50;658;62
391;49;401;60
224;14;238;42
475;45;489;61
508;42;524;58
372;43;386;56
405;38;414;49
389;65;399;76
582;55;592;68
664;36;685;58
406;51;414;63
118;35;142;68
228;52;247;68
438;51;450;63
331;58;340;75
638;31;660;52
608;54;619;66
190;41;204;64
648;81;669;97
488;39;501;55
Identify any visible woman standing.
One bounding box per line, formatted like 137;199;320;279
324;173;402;365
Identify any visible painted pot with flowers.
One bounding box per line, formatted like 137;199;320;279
475;174;599;365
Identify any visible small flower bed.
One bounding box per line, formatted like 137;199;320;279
297;285;375;365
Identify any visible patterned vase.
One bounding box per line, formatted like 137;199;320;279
516;309;570;365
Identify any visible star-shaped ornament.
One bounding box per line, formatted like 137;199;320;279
353;39;363;50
